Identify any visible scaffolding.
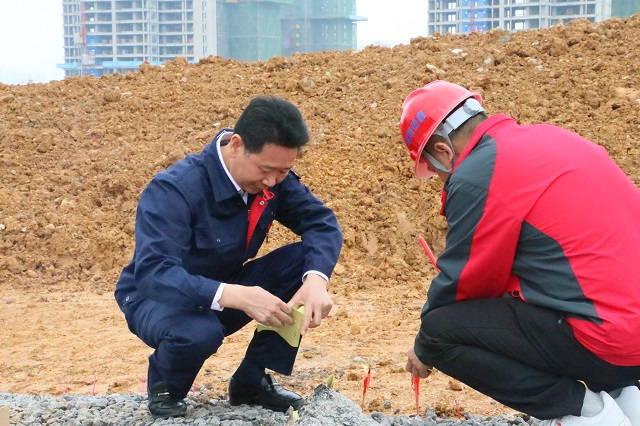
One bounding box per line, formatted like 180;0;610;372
217;0;291;61
217;0;366;61
286;0;365;55
612;0;640;17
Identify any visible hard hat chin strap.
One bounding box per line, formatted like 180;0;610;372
424;151;452;173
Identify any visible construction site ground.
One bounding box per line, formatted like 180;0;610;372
1;15;639;419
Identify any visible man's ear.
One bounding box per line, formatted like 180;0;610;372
229;134;244;157
433;141;454;161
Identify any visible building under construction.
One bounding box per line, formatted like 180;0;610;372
58;0;365;78
217;0;365;61
60;0;217;77
427;0;640;35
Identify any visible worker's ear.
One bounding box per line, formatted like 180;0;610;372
229;134;244;157
433;140;454;163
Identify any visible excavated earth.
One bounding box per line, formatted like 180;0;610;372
1;15;639;419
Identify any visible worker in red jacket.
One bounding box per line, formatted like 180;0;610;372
400;80;640;426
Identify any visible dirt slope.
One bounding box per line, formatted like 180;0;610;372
1;15;639;418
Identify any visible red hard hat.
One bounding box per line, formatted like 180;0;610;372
400;80;483;179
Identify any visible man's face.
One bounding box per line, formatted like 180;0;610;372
228;135;298;194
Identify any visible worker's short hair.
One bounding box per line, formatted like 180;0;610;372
234;96;310;153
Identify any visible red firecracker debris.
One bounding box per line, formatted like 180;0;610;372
419;237;440;272
411;375;420;415
455;399;463;419
361;365;371;410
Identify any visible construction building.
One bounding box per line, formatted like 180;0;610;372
612;0;640;17
427;0;640;35
217;0;365;61
59;0;217;77
58;0;365;78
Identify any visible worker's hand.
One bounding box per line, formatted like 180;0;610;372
405;348;434;378
287;273;333;336
219;284;294;327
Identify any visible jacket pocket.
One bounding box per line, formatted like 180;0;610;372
194;225;242;250
192;225;245;275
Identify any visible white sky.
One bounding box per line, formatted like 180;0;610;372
0;1;428;85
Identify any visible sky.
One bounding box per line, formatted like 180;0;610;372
0;1;428;85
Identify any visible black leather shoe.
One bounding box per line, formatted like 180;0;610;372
228;374;304;412
147;382;187;419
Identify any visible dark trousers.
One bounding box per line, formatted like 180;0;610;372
414;298;640;418
125;243;305;399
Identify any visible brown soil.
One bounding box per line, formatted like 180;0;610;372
1;15;639;419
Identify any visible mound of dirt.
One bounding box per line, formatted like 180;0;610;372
1;15;639;418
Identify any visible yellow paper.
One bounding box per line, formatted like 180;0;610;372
256;306;304;347
326;374;335;389
286;408;299;424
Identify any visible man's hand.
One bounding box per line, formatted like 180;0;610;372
287;274;333;335
405;348;434;378
219;284;294;327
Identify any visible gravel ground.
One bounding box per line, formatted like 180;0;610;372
1;385;542;426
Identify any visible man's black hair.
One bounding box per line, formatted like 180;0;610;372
234;96;310;154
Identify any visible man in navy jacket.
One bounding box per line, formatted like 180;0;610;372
115;96;343;419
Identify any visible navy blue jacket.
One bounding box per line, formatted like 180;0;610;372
115;130;343;313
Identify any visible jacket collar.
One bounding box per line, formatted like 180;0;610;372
453;114;514;170
203;128;242;203
439;114;514;217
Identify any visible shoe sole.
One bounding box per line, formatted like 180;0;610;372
150;411;187;419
